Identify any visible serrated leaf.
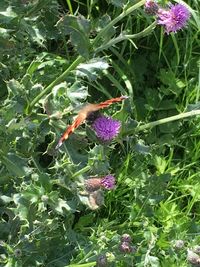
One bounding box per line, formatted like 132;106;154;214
94;14;115;43
110;0;126;7
0;6;17;25
53;198;71;214
76;59;109;81
134;141;150;154
0;195;12;204
67;82;88;104
6;79;23;97
0;152;30;177
146;255;160;267
159;69;186;96
12;193;29;221
57;15;91;58
21;19;46;47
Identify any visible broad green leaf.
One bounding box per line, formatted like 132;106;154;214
0;6;17;25
146;255;160;267
57;15;91;58
0;152;30;177
94;14;115;44
0;195;12;204
20;19;45;47
73;214;95;230
159;69;186;96
134;141;150;154
52;197;72;214
12;193;30;221
110;0;126;7
6;79;23;97
76;59;109;81
67;82;88;104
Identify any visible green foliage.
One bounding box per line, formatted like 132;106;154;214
0;0;200;266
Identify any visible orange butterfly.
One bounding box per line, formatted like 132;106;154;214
56;96;128;149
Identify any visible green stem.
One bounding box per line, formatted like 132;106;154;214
27;55;84;113
66;0;73;14
124;109;200;135
95;21;156;53
71;165;91;179
92;0;146;47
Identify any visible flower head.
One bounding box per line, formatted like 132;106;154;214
157;4;190;34
92;116;121;141
96;254;108;267
193;245;200;254
100;175;115;190
119;242;135;254
121;233;132;243
85;178;102;192
187;249;200;265
173;239;185;249
144;0;159;15
85;175;115;191
14;249;22;258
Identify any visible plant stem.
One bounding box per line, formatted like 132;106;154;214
71;165;91;179
92;0;146;47
124;109;200;135
27;55;84;113
95;21;156;53
66;0;73;14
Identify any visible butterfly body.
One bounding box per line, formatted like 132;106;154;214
56;96;127;149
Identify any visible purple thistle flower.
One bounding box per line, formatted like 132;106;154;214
157;4;190;34
92;116;121;141
85;175;115;191
121;233;132;243
100;175;115;190
119;241;134;253
144;0;159;15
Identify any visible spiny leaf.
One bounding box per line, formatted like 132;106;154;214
76;58;109;81
0;152;30;178
57;15;91;58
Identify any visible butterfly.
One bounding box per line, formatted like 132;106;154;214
56;95;128;149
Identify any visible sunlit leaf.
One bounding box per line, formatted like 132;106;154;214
76;58;109;81
0;152;30;177
57;15;91;58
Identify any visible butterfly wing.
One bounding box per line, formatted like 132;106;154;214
56;96;128;149
95;95;128;109
55;112;86;149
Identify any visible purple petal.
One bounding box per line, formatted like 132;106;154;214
100;175;115;190
92;116;121;141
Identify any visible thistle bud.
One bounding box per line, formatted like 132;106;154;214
174;240;185;249
121;234;132;243
96;254;108;267
187;249;200;265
